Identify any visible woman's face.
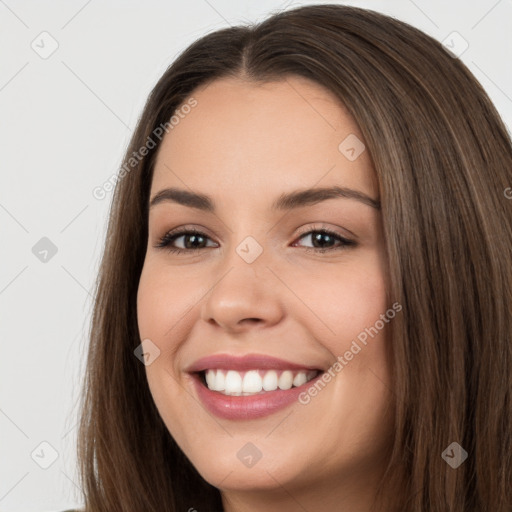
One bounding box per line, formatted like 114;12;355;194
137;76;395;508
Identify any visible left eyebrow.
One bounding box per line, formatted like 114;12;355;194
149;185;381;211
272;185;381;211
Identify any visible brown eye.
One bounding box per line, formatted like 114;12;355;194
293;228;356;253
155;227;356;255
156;229;215;254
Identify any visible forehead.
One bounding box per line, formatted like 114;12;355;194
151;76;378;205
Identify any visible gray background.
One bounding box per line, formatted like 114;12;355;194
1;0;511;510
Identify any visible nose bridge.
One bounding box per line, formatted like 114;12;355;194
220;209;274;273
219;229;273;297
199;227;283;329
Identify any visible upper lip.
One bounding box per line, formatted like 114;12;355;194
186;353;324;373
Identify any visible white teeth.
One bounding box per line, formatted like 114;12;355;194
207;369;225;391
278;370;293;390
215;370;226;391
224;370;242;395
262;370;278;391
242;370;262;393
293;372;307;387
203;369;318;394
205;369;216;389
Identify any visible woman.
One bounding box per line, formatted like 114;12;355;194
74;4;512;511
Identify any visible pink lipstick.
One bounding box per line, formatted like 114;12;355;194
186;354;324;420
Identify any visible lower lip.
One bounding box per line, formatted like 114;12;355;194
190;372;323;420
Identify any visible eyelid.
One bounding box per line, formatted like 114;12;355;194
294;222;355;240
156;222;353;242
156;224;216;243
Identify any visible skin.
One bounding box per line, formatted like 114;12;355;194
137;75;396;512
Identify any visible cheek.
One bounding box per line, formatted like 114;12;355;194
136;264;191;389
137;271;164;337
287;253;388;346
136;262;192;340
136;265;195;444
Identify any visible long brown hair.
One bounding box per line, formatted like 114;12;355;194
75;4;512;511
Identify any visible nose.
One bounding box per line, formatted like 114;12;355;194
199;248;285;334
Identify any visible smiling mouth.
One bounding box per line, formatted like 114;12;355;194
197;368;321;396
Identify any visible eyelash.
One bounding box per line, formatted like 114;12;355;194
155;226;356;255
